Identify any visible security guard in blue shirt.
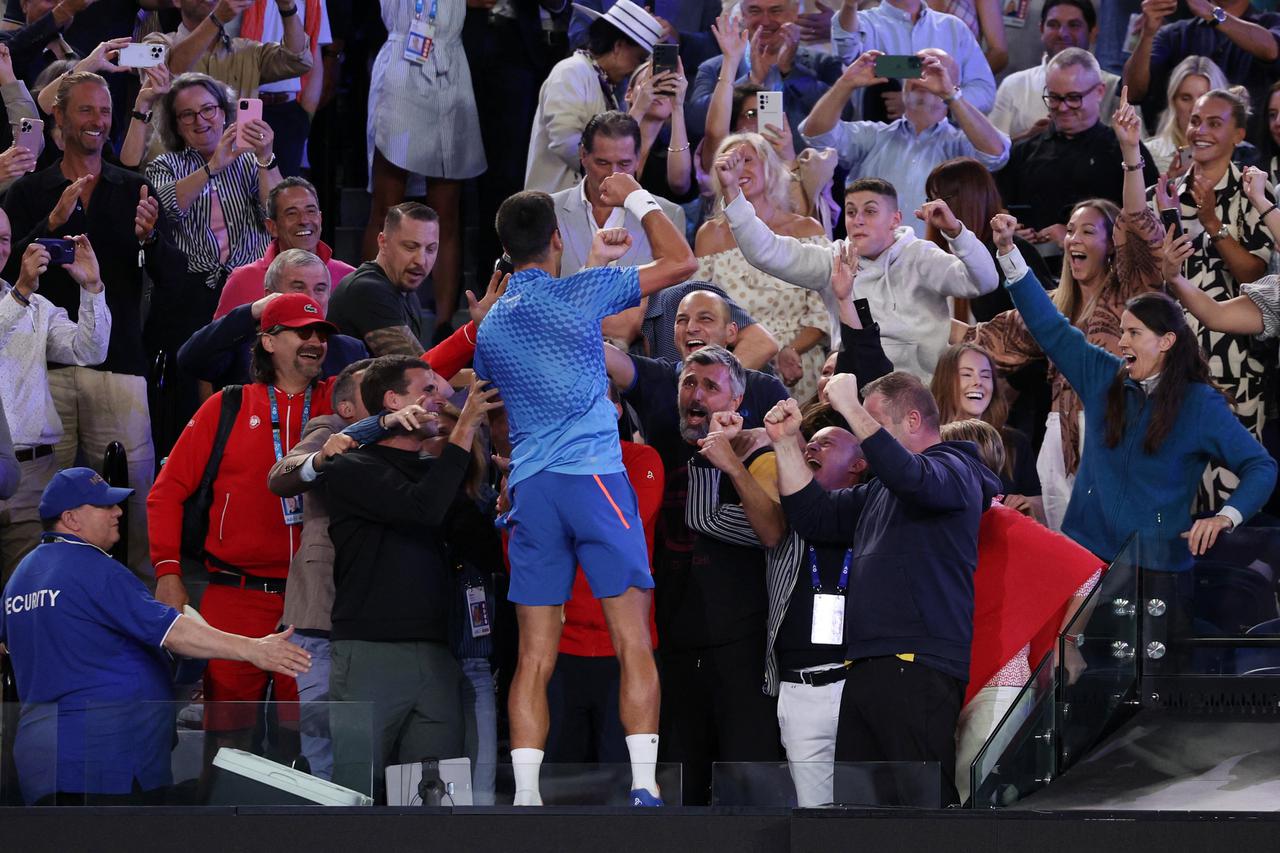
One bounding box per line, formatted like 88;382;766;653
0;468;311;805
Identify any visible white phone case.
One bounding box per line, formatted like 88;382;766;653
756;90;784;134
118;42;167;68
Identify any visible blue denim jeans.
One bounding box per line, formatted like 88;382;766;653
293;633;333;781
460;657;496;805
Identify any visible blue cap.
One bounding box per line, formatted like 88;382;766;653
38;467;134;520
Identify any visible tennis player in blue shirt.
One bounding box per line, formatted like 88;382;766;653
0;467;311;804
475;175;696;805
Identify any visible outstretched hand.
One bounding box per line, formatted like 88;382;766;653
468;267;509;325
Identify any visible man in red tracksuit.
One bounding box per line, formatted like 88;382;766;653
148;294;340;736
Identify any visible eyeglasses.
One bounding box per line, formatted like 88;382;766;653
175;104;222;125
268;325;330;342
1041;90;1091;110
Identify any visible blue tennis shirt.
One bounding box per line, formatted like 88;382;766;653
475;264;641;488
0;534;180;802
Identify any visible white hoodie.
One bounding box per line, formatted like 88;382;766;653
723;193;998;383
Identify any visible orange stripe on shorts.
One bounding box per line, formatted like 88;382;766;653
593;474;632;530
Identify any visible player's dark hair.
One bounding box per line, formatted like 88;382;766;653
496;191;559;266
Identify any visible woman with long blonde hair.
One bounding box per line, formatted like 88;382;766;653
1146;56;1229;174
695;132;832;400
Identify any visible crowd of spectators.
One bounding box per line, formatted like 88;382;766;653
2;0;1280;811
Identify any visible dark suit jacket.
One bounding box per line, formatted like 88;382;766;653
177;303;367;388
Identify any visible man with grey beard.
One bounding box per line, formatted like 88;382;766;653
671;345;786;804
606;343;787;804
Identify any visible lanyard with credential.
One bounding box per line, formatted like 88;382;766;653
404;0;440;64
271;386;311;525
807;545;851;594
808;545;850;646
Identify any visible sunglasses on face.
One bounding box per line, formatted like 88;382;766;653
269;325;330;342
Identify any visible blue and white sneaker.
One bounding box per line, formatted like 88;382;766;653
630;788;664;806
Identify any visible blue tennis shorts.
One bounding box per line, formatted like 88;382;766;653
506;469;654;606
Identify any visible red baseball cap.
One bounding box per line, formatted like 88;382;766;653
260;293;339;334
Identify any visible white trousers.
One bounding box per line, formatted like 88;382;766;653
776;673;844;808
954;685;1025;805
1036;412;1077;533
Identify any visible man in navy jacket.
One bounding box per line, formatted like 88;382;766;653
178;249;367;388
766;370;1000;806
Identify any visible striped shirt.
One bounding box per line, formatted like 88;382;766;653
145;149;270;288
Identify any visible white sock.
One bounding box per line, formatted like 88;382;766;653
626;733;659;795
511;747;544;806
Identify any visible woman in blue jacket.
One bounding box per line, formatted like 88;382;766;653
988;212;1276;573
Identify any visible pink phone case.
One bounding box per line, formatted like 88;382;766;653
14;118;42;162
236;98;264;149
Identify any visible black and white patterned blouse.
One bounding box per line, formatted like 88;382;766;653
144;149;270;288
1149;162;1276;509
1244;276;1280;340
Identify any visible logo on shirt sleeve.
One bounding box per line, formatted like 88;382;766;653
249;415;261;429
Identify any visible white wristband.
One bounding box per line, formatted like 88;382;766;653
623;188;662;222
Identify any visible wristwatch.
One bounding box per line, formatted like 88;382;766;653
1211;224;1231;243
1209;5;1227;26
131;109;152;124
942;86;963;105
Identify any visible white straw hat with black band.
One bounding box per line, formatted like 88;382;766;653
571;0;663;54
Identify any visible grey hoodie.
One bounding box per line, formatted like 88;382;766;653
724;193;998;382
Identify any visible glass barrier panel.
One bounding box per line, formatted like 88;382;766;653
1153;525;1280;677
484;763;681;806
711;761;941;809
1056;533;1141;772
1;702;57;806
78;700;376;806
968;651;1055;809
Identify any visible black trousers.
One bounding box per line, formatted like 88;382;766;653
657;635;781;805
462;13;561;273
263;99;312;178
545;654;627;764
834;656;965;807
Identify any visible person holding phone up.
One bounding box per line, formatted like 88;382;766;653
145;73;280;306
1146;86;1276;512
800;48;1009;240
687;1;843;157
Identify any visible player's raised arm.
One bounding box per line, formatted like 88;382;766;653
599;173;698;297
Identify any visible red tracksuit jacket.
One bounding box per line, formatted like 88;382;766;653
148;382;335;578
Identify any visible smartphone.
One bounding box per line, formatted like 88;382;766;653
494;254;514;277
853;298;874;329
874;54;924;79
235;97;264;149
651;43;678;76
1160;207;1183;240
118;42;167;68
35;237;75;265
756;90;784;134
14;117;42;160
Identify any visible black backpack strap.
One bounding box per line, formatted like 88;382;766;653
198;384;243;507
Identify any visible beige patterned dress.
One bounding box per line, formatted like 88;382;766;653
695;238;833;401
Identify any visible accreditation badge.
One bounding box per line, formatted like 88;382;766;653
404;17;436;65
811;593;845;646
